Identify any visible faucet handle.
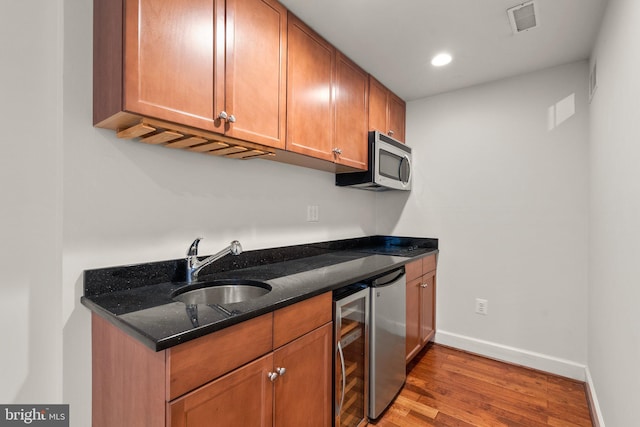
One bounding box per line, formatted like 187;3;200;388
230;240;242;256
187;237;203;256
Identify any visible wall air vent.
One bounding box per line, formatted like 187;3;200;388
507;1;538;34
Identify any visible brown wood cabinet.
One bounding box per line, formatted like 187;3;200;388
119;0;221;133
224;0;287;148
91;292;332;427
274;324;332;426
287;14;368;171
286;13;335;162
334;53;369;170
368;76;406;142
169;324;332;427
95;0;377;172
94;0;287;149
168;354;274;427
405;254;437;363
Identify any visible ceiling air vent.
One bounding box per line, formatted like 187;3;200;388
507;1;538;34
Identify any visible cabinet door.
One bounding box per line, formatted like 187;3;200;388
225;0;287;148
274;323;332;427
388;92;406;142
168;354;273;427
334;52;368;171
406;277;421;363
286;14;335;161
124;0;225;132
420;272;435;346
368;76;388;136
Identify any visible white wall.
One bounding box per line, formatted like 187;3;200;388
0;0;63;404
378;61;590;378
6;0;626;425
61;0;376;424
588;0;640;424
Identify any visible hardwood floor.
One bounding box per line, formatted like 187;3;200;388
369;343;593;427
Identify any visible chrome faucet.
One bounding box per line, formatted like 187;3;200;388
186;238;243;283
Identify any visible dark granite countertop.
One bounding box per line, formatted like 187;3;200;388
81;235;438;351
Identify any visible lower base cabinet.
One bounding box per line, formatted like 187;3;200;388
405;255;437;363
274;324;332;426
92;292;332;427
169;323;332;427
169;355;274;427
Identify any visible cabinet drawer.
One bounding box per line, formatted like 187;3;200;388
167;313;273;400
273;292;332;348
422;254;437;275
405;259;423;282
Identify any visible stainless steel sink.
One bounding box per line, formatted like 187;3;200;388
172;279;272;305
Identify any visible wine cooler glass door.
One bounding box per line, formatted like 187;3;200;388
335;287;369;427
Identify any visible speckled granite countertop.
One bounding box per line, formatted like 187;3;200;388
81;235;438;351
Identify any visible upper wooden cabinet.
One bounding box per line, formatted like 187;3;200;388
121;0;222;133
94;0;287;149
368;76;406;142
224;0;287;147
95;0;377;171
334;53;369;170
286;14;335;162
287;14;368;171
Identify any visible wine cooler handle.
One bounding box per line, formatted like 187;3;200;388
336;341;346;417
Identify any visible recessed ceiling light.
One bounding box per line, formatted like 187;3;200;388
431;53;452;67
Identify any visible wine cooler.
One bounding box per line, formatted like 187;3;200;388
333;283;369;427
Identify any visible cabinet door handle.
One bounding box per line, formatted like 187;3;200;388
388;130;395;136
275;367;286;376
217;111;236;124
421;283;428;288
267;372;279;382
332;148;342;155
217;111;237;124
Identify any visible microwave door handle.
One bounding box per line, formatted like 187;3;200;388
400;155;411;185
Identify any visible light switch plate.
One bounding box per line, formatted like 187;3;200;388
306;205;319;222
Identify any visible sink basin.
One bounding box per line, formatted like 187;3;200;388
172;279;272;305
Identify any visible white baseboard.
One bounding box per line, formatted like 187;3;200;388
435;330;586;381
585;367;606;427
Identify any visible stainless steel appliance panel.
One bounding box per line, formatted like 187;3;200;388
369;268;406;419
335;131;412;191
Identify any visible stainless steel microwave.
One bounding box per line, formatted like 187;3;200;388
336;131;412;191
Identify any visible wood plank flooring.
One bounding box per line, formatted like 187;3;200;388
369;343;593;427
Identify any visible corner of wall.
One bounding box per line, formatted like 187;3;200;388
584;367;606;427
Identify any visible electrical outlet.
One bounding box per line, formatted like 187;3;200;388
475;298;488;315
306;205;319;222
